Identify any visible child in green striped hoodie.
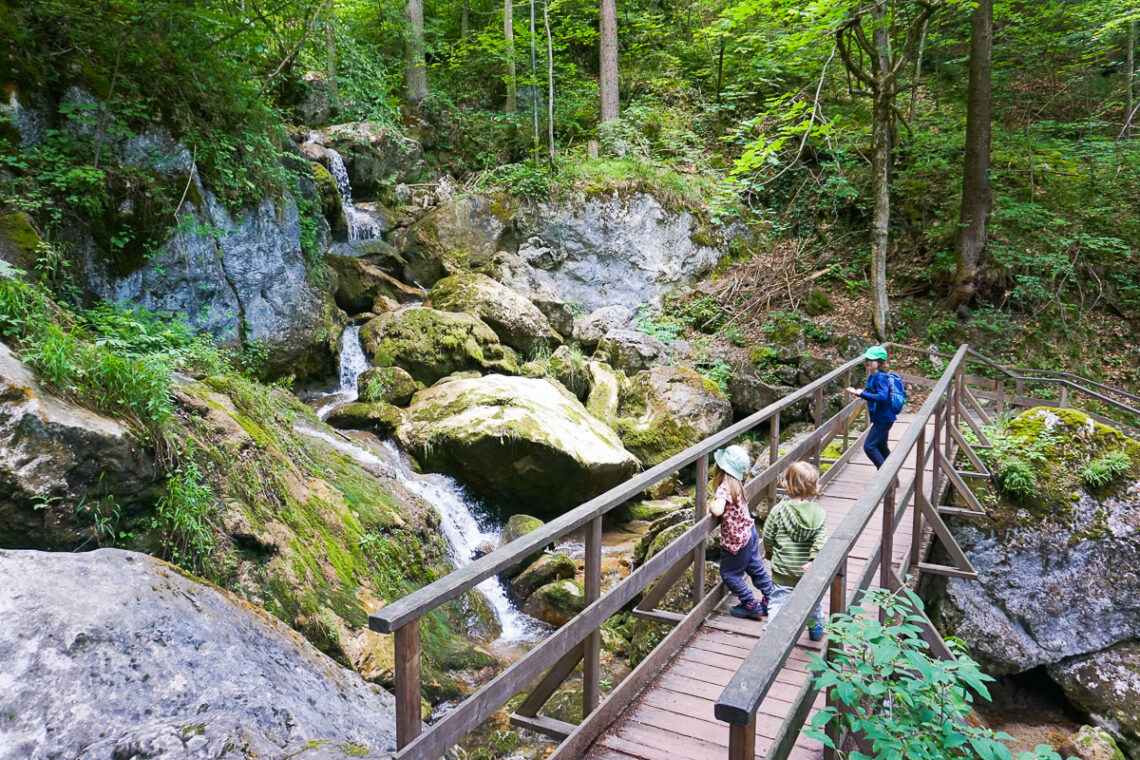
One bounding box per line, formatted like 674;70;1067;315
762;461;828;641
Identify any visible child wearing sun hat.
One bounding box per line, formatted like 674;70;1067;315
709;444;775;620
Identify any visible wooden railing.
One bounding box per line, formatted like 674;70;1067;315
369;349;875;760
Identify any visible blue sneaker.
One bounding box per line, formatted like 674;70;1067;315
730;600;764;620
808;622;824;641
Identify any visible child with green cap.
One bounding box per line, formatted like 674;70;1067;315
844;345;898;469
709;444;775;620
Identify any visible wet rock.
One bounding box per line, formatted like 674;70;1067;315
501;513;548;577
1048;643;1140;754
572;305;635;350
328;254;423;315
310;160;349;239
326;402;404;437
360;306;519;385
511;553;577;599
0;549;399;759
523;579;587;626
397;375;639;512
0;342;159;548
357;366;418;406
323;121;425;196
616;365;733;467
428;272;561;355
594;329;669;374
479;251;575;336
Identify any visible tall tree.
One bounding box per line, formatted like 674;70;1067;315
1128;19;1136;137
836;0;939;339
461;1;469;39
404;0;428;107
504;0;517;112
599;0;619;122
545;0;555;164
325;15;337;109
949;0;993;310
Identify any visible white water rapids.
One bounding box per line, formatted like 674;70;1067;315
323;146;382;241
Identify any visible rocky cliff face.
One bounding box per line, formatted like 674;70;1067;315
923;408;1140;756
0;548;399;760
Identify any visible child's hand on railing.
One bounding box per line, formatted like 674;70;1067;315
844;387;861;396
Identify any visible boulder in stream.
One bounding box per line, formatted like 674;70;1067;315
428;271;561;355
0;548;399;759
523;579;587;627
397;374;639;512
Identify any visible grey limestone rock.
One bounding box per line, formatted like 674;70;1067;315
0;549;399;760
594;328;669;374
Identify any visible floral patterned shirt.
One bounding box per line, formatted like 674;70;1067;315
715;482;754;554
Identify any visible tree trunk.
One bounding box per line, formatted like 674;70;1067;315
599;0;619;122
325;16;337;108
870;0;892;340
907;24;927;121
530;0;540;153
1128;20;1135;138
949;0;993;310
504;0;517;113
545;0;555;165
461;1;469;39
404;0;428;106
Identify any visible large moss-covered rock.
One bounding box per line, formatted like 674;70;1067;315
523;579;587;626
479;251;576;337
594;328;669;374
428;271;561;355
615;365;733;467
329;254;423;315
360;306;519;385
357;366;418;406
1048;643;1140;754
0;212;42;271
397;374;639;512
393;194;515;286
1065;725;1127;760
326;402;404;437
0;549;399;758
585;361;622;425
512;553;577;599
0;342;160;548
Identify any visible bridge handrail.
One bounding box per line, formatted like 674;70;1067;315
713;344;970;733
368;353;864;635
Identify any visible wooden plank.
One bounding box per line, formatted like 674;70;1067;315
585;516;603;716
631;609;684;625
607;719;732;760
510;713;577;741
394;620;421;750
515;641;585;717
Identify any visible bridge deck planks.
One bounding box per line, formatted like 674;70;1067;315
580;413;936;760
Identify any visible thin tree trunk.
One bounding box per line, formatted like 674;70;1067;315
545;0;555;166
1128;20;1135;138
715;36;726;102
599;0;620;122
949;0;993;310
326;16;337;108
907;24;927;121
461;0;469;39
870;0;893;340
530;0;540;154
504;0;517;112
404;0;428;106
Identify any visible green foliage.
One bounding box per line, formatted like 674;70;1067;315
980;416;1060;502
805;585;1074;760
478;161;552;202
153;458;217;574
635;308;685;344
1081;450;1133;488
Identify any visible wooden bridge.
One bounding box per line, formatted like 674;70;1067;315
370;344;1140;760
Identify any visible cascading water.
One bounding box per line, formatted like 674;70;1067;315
314;325;369;421
324;147;382;242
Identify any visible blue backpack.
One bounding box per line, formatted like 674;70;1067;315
885;372;906;414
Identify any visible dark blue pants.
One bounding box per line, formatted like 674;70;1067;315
864;421;893;469
720;527;775;606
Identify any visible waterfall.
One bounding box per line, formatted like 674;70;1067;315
324;147;382;242
314;325;369;421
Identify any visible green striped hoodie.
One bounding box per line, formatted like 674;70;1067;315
762;499;827;587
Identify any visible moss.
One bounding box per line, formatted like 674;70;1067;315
617;415;696;468
0;213;44;269
803;288;835;316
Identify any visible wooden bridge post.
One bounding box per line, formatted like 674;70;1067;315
693;454;708;607
728;720;756;760
996;380;1007;416
1059;384;1069;408
394;619;422;750
879;485;896;624
824;558;847;760
932;398;943;502
583;516;603;716
813;387;824;467
768;412;780;504
910;425;926;569
842;369;852;452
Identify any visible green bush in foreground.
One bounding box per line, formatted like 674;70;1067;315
805;586;1075;760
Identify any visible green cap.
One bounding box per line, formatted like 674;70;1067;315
714;445;750;482
862;345;888;361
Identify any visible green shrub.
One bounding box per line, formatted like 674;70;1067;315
805;585;1075;760
153;459;217;574
1081;451;1132;488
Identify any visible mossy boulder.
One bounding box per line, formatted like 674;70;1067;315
594;329;668;374
615;365;733;467
328;254;424;316
360;306;520;385
0;212;43;271
325;402;404;437
1064;725;1126;760
547;345;592;400
393;194;514;286
397;375;639;513
522;579;587;626
357;366;418;406
584;361;622;425
511;552;577;599
310;161;348;240
501;513;547;577
428;272;561;355
1048;643;1140;755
